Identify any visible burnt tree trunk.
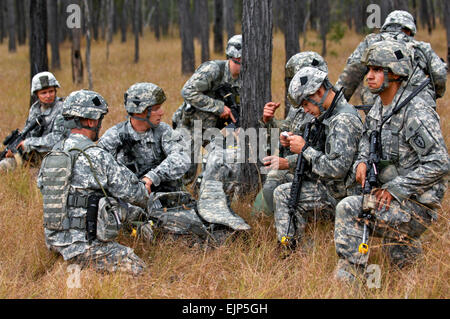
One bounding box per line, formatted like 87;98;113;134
16;0;26;45
29;0;49;104
120;0;128;43
213;0;223;54
71;0;83;84
0;0;5;44
47;0;61;69
83;0;93;89
197;0;210;62
6;0;16;52
178;0;195;74
319;0;330;57
238;0;273;195
443;0;450;69
133;0;140;63
282;0;300;118
224;0;235;39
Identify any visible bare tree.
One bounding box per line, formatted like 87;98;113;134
224;0;235;39
443;0;450;68
106;0;114;61
0;0;5;44
213;0;223;53
6;0;16;52
29;0;49;104
84;0;93;89
319;0;330;57
178;0;195;74
133;0;140;63
16;0;26;45
47;0;61;70
238;0;273;195
196;0;210;62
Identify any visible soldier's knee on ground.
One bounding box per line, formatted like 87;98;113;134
383;238;423;269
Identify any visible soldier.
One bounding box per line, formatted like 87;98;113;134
333;40;449;283
1;71;67;171
173;34;242;185
98;82;190;194
38;90;151;276
253;52;327;215
273;67;363;250
336;10;447;112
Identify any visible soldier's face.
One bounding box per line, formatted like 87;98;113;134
149;104;164;126
36;87;56;105
229;58;241;78
366;66;385;90
301;93;321;118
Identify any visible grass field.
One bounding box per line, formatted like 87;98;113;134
0;25;448;299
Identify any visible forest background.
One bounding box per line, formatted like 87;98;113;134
0;0;448;299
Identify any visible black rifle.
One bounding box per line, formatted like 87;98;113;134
214;83;240;129
0;115;45;161
281;88;344;248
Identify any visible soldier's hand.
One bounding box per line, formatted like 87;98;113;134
280;131;293;148
356;162;367;187
262;102;281;123
220;106;233;119
373;188;393;211
263;155;289;170
142;177;153;194
288;135;306;154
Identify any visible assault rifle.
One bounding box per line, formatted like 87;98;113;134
0;115;45;161
214;83;240;129
281;88;344;248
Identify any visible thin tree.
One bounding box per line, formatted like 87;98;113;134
29;0;49;104
0;0;4;44
213;0;223;53
6;0;16;52
443;0;450;69
319;0;330;57
47;0;61;70
133;0;140;63
197;0;210;62
238;0;273;196
178;0;195;74
224;0;235;39
106;0;114;61
83;0;93;89
16;0;26;45
282;0;300;117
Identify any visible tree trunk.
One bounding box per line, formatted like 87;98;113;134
319;0;330;57
106;0;114;61
153;0;161;41
91;0;100;41
178;0;195;74
47;0;61;70
238;0;273;196
71;27;83;84
282;0;300;118
224;0;235;39
120;0;128;43
197;0;210;62
419;0;432;35
29;0;49;105
6;0;16;52
443;0;450;69
0;0;5;44
133;0;139;63
16;0;26;45
160;0;169;36
83;0;93;89
213;0;223;54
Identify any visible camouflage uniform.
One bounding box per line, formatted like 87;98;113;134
0;72;67;171
255;52;327;215
38;90;150;276
273;67;363;246
174;35;242;185
334;41;449;280
336;10;447;110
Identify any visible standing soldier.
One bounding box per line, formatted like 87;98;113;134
1;71;67;171
273;67;363;250
333;41;449;283
38;90;151;275
173;34;242;185
336;10;447;112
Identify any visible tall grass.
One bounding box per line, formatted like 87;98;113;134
0;26;448;299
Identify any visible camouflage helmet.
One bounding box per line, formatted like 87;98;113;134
62;90;108;120
361;40;412;78
288;67;329;108
31;71;60;95
285;51;328;79
124;82;166;114
226;34;242;59
381;10;416;36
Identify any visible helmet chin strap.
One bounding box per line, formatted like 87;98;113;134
129;107;158;130
369;69;403;94
76;116;104;141
305;88;330;114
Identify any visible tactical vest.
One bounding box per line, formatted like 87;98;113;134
40;138;96;231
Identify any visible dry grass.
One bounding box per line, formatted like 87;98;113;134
0;26;449;299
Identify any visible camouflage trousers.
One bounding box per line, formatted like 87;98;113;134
273;180;335;243
334;195;433;269
260;169;294;215
68;240;146;276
